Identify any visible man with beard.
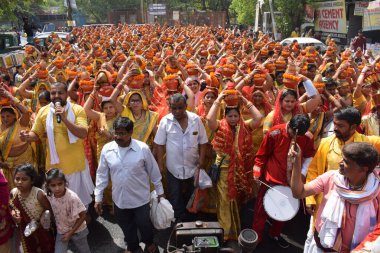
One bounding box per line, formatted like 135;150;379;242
94;117;163;253
303;107;380;252
20;82;94;207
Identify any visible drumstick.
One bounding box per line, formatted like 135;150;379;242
257;179;289;199
291;129;298;163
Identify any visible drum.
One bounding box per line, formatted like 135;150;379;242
263;185;299;222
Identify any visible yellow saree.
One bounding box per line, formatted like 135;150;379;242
121;91;158;145
0;122;35;190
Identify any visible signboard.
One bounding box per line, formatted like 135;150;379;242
148;3;166;16
354;1;369;16
67;20;76;27
173;11;180;21
363;1;380;31
314;0;347;34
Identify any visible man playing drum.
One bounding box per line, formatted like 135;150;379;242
252;114;315;248
290;142;380;253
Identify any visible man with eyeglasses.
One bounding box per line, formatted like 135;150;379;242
154;93;208;222
304;107;380;252
94;117;163;253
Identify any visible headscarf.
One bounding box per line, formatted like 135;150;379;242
242;86;272;115
196;88;218;118
272;89;301;127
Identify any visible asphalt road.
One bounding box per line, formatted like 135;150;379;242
66;202;306;253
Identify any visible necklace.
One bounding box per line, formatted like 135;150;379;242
133;111;143;121
348;179;366;190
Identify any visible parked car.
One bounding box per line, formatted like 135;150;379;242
20;31;69;47
33;32;69;46
280;37;327;52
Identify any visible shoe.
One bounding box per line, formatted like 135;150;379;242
270;235;290;249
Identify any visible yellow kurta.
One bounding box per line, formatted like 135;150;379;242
306;131;380;224
31;104;88;175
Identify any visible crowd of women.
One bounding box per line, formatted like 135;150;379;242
0;23;380;253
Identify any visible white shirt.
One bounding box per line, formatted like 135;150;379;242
154;111;208;179
94;139;164;209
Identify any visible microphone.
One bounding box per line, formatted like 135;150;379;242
55;102;61;123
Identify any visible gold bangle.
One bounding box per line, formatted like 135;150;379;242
247;103;253;109
213;101;220;106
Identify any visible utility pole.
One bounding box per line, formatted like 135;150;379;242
67;0;73;31
141;0;145;23
254;1;260;32
268;0;278;40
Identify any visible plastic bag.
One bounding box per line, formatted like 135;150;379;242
199;169;213;190
150;191;174;230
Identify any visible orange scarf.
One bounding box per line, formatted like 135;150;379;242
212;118;254;203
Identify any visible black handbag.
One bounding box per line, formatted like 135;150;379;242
208;156;226;184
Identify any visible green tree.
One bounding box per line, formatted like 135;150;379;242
76;0;140;23
0;0;46;21
229;0;255;25
274;0;308;37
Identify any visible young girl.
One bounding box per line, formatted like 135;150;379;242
9;163;55;253
45;168;91;253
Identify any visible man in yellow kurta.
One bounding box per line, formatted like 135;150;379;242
20;82;94;206
304;107;380;251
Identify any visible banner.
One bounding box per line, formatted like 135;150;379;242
354;1;369;16
363;1;380;31
148;3;166;16
314;0;347;34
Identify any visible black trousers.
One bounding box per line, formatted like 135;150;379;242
114;202;154;251
167;171;194;220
